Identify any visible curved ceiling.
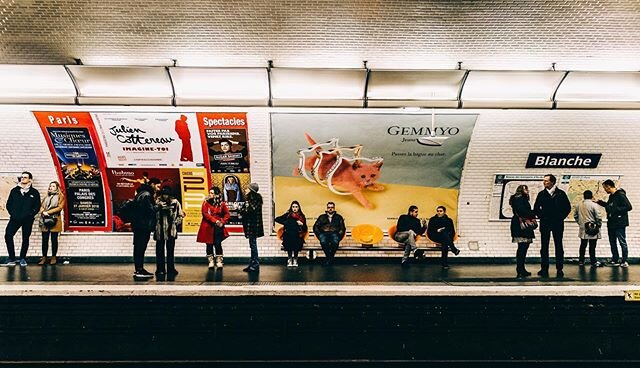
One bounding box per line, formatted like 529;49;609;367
0;0;639;70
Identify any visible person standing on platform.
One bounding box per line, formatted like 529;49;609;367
131;177;161;279
595;179;633;268
533;174;571;278
275;201;307;268
2;172;40;267
510;185;535;279
154;186;184;279
574;190;603;267
313;202;346;266
197;187;230;269
239;183;264;272
394;205;427;267
37;181;65;266
427;206;460;270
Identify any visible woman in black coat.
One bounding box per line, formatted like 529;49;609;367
510;185;536;278
275;201;307;268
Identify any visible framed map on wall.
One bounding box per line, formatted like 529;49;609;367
489;173;622;221
0;173;19;219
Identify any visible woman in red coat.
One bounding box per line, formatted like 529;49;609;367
196;187;230;268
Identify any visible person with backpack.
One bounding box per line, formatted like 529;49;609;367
154;186;184;279
595;179;633;268
131;177;161;279
574;190;603;267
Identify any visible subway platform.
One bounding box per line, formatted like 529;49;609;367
1;260;639;366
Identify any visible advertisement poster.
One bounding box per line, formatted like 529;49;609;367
33;112;111;231
0;173;20;219
489;173;621;221
92;112;205;168
271;113;478;230
197;113;251;229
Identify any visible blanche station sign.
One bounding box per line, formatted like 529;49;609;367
526;153;601;169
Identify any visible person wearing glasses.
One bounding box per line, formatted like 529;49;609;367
2;172;41;267
313;202;346;266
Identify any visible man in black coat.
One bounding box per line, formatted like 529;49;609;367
395;205;427;267
2;172;41;267
427;206;460;269
313;202;346;265
131;178;161;279
595;179;632;267
533;174;571;278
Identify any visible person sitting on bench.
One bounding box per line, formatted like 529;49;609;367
394;205;427;267
427;206;460;269
313;202;346;266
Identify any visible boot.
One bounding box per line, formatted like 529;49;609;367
207;254;215;269
215;255;224;268
37;257;47;266
49;256;57;265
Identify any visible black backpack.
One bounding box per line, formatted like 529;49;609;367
118;199;138;224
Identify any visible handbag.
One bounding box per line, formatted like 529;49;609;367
584;221;600;236
518;217;538;231
43;216;57;229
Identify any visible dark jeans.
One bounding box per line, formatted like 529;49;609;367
133;230;151;271
318;232;341;260
4;217;34;260
156;238;176;273
206;241;223;256
433;234;459;266
41;231;59;257
607;226;628;263
516;242;530;273
540;223;564;271
248;236;259;266
579;239;598;265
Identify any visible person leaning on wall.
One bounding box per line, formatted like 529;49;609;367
2;171;41;267
37;181;65;266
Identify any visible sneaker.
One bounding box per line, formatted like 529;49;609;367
133;269;153;279
401;259;410;267
591;261;604;268
1;259;17;266
442;265;449;270
287;258;293;267
605;260;621;267
621;261;629;268
453;248;461;256
578;261;585;267
19;259;27;267
292;258;299;267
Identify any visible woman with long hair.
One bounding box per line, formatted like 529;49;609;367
275;200;307;267
196;187;230;268
154;186;184;278
38;181;65;265
510;185;536;278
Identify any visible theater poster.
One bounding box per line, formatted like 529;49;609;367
92;112;208;233
33;112;111;231
197;113;251;230
271;113;478;230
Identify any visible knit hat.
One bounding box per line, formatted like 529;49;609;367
249;182;259;193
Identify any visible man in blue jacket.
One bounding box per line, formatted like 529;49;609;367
533;174;571;278
2;172;41;267
596;179;633;268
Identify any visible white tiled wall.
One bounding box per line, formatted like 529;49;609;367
1;105;639;260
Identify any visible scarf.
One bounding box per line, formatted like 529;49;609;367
19;182;31;195
44;193;60;213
